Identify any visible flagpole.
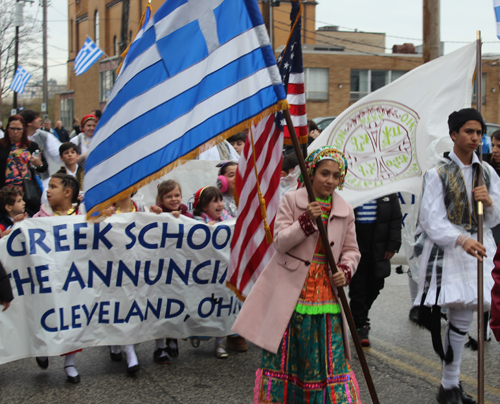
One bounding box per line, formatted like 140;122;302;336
283;109;380;404
475;29;485;404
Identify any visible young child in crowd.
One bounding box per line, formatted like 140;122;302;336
191;186;232;358
33;173;83;383
0;186;27;234
226;131;247;156
216;162;238;217
233;147;363;403
57;142;84;190
149;180;193;361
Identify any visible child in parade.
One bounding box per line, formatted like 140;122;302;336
227;131;247;156
33;173;83;383
0;186;27;234
413;109;500;404
149;180;193;361
191;186;232;358
216;161;238;217
56;142;84;190
233;147;363;403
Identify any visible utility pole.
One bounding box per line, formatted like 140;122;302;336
120;0;130;54
422;0;440;63
13;0;21;111
42;0;48;117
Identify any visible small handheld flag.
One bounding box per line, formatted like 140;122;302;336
74;38;104;76
9;66;32;94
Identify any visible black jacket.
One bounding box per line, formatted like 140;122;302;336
354;193;402;278
54;126;70;143
0;261;13;303
0;140;48;189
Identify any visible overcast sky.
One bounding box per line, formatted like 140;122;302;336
29;0;500;84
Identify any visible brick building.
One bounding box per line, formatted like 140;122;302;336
56;0;500;129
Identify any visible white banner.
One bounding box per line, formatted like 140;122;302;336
0;213;238;365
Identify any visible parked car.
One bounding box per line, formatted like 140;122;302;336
312;116;337;131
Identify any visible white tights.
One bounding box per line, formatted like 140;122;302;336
441;308;473;389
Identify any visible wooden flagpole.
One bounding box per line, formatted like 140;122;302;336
283;109;380;404
475;30;485;404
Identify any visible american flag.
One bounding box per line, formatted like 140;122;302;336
278;0;307;144
227;0;305;298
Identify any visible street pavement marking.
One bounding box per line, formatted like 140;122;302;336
356;336;500;404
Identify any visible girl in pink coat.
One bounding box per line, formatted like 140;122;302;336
232;147;362;404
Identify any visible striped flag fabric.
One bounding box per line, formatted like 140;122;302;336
74;37;104;76
278;0;307;144
83;0;288;218
495;0;500;39
9;65;32;94
227;114;283;298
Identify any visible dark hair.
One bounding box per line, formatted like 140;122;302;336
91;110;102;119
491;129;500;142
0;186;23;214
308;120;320;133
1;115;30;148
282;153;299;173
59;142;79;156
157;179;182;204
50;173;81;210
193;186;222;217
219;161;237;176
18;110;39;125
227;131;247;143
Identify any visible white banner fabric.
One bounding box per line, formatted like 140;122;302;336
0;213;238;365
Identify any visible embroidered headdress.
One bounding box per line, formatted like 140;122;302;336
297;146;348;190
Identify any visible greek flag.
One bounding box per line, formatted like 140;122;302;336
83;0;287;218
9;66;31;94
495;0;500;39
74;38;104;76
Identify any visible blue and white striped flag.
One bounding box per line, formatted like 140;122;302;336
9;66;32;94
83;0;288;218
74;37;104;76
495;0;500;39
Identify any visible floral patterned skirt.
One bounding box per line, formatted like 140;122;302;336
254;311;362;404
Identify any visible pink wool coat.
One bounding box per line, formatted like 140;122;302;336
232;187;360;359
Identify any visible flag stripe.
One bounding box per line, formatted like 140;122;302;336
287;83;305;95
86;65;278;180
287;93;306;105
85;85;280;207
289;103;306;115
9;66;31;94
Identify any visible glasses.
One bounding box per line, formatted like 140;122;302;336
9;127;23;132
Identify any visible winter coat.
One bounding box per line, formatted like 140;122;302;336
232;187;360;358
354;194;402;278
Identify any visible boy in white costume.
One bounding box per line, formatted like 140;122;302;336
414;108;500;404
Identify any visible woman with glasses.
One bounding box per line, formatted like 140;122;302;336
0;115;48;215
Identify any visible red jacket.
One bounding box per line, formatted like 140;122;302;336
491;244;500;341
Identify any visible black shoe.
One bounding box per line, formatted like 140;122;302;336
165;338;179;358
35;357;49;369
437;385;463;404
357;326;370;347
458;382;477;404
153;348;171;364
127;364;140;375
109;350;122;362
409;306;420;324
64;366;80;384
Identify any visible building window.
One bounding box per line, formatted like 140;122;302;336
304;68;328;101
95;10;100;47
472;73;486;105
350;69;408;101
114;36;118;56
100;69;116;103
60;98;74;130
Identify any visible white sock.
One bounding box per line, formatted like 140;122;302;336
64;353;78;377
123;344;138;368
110;345;121;354
441;309;473;389
155;338;165;349
215;337;225;346
168;339;177;349
408;273;419;304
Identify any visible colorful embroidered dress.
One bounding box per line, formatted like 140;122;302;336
5;143;31;188
255;196;362;404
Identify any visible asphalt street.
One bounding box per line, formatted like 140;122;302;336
1;266;499;404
